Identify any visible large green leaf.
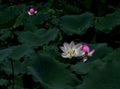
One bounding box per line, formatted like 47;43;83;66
0;5;27;28
18;28;59;47
88;43;113;60
8;75;23;89
70;43;112;75
71;62;92;75
95;10;120;33
0;28;12;41
23;22;38;31
71;59;106;75
9;45;34;60
0;7;16;28
0;45;33;64
60;12;94;35
76;48;120;89
28;52;78;89
0;48;12;63
1;49;35;75
13;13;27;28
76;63;120;89
102;48;120;62
8;85;24;89
0;79;9;86
2;59;24;75
27;13;50;25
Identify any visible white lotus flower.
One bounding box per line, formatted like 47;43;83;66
60;41;84;58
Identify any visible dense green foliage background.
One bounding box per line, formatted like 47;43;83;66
0;0;120;89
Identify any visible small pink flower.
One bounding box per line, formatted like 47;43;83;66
81;44;95;62
27;8;37;15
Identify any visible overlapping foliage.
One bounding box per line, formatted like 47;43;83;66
0;0;120;89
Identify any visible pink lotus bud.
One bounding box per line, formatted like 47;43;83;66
27;8;37;15
81;44;95;62
81;44;90;53
30;8;35;13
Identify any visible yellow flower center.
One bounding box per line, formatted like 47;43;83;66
67;49;75;57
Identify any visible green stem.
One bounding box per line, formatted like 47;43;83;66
10;59;14;89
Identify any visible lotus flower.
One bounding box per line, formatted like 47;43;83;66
80;44;95;62
60;41;84;58
27;8;37;15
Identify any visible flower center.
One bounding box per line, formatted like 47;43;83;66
67;49;75;57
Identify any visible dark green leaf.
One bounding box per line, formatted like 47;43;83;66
8;85;24;89
60;12;94;35
0;79;9;86
0;29;12;41
13;13;27;28
2;59;27;75
95;11;120;33
71;62;92;74
0;48;12;63
10;45;34;60
18;28;59;47
89;43;113;60
71;59;105;75
76;63;120;89
28;52;78;89
102;48;120;62
76;48;120;89
0;5;27;28
27;13;50;25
